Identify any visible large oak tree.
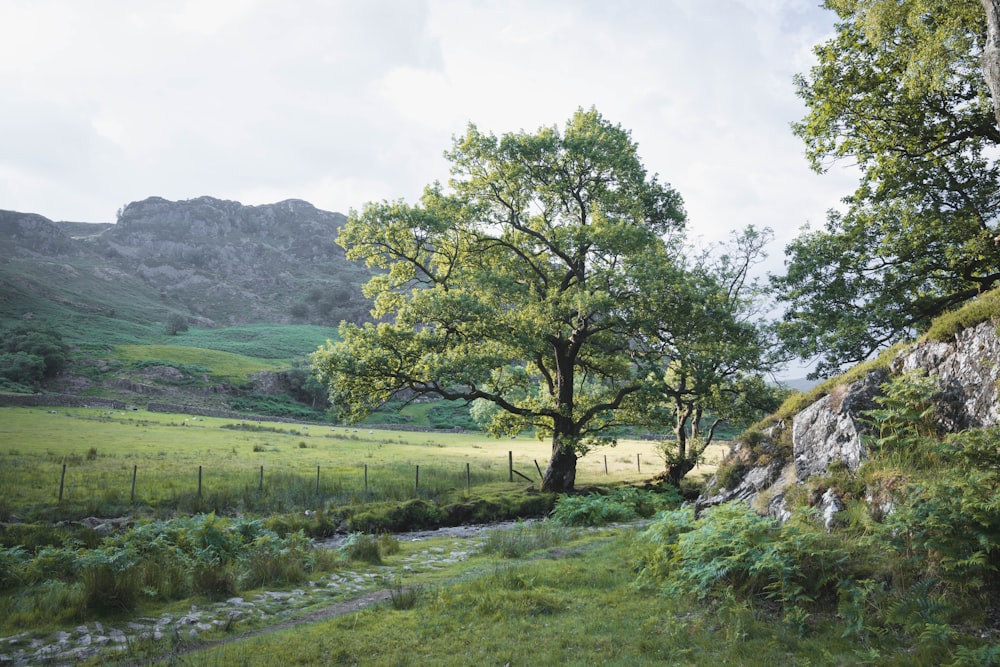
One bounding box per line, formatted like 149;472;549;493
773;0;1000;377
313;109;694;492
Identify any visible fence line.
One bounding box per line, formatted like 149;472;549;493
53;451;642;506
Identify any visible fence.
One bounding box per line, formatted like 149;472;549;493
50;450;648;509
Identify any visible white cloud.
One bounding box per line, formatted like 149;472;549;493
0;0;854;259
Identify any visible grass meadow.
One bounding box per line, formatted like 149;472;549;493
152;527;877;667
0;406;721;522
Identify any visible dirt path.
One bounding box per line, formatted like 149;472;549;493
153;588;399;663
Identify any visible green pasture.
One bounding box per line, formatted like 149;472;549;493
0;407;708;521
112;345;288;383
160;324;341;359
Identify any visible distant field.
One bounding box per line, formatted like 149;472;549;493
114;345;288;383
0;407;713;521
165;324;341;359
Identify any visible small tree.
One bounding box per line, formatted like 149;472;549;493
164;313;189;336
631;227;785;485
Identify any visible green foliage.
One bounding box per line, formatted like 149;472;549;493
164;312;189;336
0;324;68;386
775;0;999;376
228;393;327;420
863;369;941;463
477;521;571;559
0;513;337;623
634;505;846;608
550;487;680;527
0;352;45;386
338;532;384;565
635;227;785;485
884;428;1000;590
314;108;694;492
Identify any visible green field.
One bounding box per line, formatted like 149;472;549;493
113;344;288;383
0;406;702;522
156;324;341;359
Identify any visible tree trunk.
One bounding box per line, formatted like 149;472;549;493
541;438;577;492
984;0;1000;128
541;342;578;492
665;459;696;487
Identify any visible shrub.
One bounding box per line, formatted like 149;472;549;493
79;549;143;612
478;521;570;559
0;546;29;591
339;533;383;565
634;504;845;608
550;487;680;527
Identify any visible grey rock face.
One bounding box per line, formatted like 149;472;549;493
697;316;1000;520
893;320;1000;430
792;369;887;482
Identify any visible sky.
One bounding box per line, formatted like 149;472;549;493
0;0;859;276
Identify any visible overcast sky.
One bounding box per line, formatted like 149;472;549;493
1;0;858;271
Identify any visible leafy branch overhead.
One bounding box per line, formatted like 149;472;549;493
774;0;1000;377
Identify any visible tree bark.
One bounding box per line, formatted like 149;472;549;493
540;341;579;493
984;0;1000;128
541;438;577;492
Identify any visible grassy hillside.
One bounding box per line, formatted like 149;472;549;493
167;324;341;359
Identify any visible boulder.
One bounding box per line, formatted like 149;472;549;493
697;315;1000;521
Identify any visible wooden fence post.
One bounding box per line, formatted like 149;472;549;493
636;453;641;473
316;465;321;494
508;451;513;482
259;465;264;492
198;465;202;497
466;462;470;491
131;465;137;502
364;463;368;496
58;463;66;502
604;455;608;475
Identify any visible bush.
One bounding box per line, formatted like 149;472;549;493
634;504;845;607
0;546;29;591
550;487;680;527
164;313;189;336
339;533;383;564
80;549;143;612
478;521;570;559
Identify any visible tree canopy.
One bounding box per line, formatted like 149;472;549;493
773;0;1000;377
638;227;784;485
314;109;688;491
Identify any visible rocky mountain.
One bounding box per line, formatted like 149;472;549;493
0;196;372;343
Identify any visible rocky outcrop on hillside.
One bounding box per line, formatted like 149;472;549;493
0;196;373;329
97;197;369;325
698;318;1000;519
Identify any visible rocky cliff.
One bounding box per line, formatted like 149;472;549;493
697;314;1000;522
0;196;372;332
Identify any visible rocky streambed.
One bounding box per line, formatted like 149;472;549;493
0;524;517;666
